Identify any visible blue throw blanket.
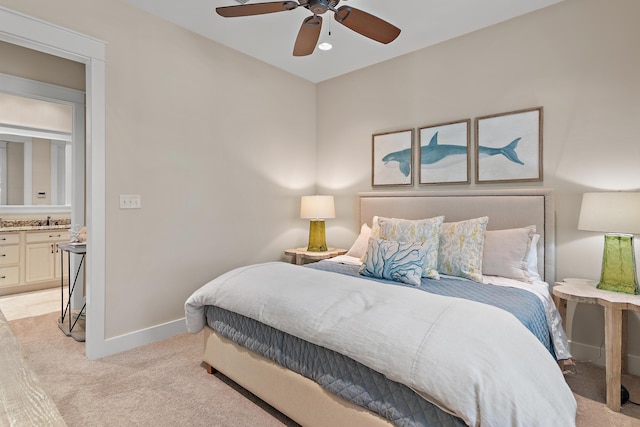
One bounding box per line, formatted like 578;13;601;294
306;260;555;357
208;305;466;427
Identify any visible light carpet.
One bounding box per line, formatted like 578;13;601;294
8;312;297;427
7;312;640;426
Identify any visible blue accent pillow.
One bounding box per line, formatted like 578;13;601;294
358;238;427;286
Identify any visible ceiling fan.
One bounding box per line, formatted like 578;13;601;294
216;1;401;57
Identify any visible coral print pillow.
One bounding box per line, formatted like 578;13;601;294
359;238;427;286
377;216;444;279
438;217;489;282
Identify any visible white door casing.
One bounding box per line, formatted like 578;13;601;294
0;6;107;359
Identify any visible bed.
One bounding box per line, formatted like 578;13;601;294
185;189;577;427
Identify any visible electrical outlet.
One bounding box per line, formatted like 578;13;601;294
119;195;141;209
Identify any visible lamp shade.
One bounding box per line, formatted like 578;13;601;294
300;195;335;220
578;192;640;235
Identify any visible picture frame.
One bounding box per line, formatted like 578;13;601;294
371;129;414;187
418;119;470;185
475;107;543;184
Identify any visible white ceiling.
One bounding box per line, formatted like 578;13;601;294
125;0;562;83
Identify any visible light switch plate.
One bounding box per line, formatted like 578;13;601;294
120;195;141;209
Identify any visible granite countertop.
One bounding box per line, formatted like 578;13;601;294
0;224;71;232
0;219;72;233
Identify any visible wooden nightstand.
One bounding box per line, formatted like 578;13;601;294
553;281;640;411
284;248;347;265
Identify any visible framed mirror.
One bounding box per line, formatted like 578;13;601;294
0;124;72;207
0;74;83;215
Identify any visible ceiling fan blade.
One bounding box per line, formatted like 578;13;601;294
293;15;322;57
334;6;400;44
216;1;298;18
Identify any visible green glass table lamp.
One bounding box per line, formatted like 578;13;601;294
578;192;640;294
300;195;335;252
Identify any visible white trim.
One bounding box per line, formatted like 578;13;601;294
0;205;71;214
0;123;72;142
0;7;105;62
70;87;86;311
569;340;640;377
0;6;108;359
0;73;84;104
102;319;188;358
85;59;106;359
0;133;32;143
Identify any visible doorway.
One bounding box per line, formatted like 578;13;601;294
0;7;107;359
0;78;84;319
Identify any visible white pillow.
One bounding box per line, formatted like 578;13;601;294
527;234;542;281
378;216;444;279
482;226;535;282
346;223;372;259
438;217;489;283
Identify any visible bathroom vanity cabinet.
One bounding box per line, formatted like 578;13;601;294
0;227;70;295
25;231;68;283
0;233;20;289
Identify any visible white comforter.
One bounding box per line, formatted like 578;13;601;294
185;262;576;427
331;254;572;361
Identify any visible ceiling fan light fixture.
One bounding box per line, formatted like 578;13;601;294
308;0;337;15
217;0;401;56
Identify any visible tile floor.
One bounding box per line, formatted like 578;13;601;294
0;288;63;321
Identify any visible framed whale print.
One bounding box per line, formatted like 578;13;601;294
475;107;543;184
372;129;414;187
418;119;470;185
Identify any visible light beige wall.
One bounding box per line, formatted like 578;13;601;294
0;93;74;133
317;0;640;367
0;0;317;338
0;40;85;91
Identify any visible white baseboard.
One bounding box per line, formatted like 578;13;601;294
100;317;187;358
569;340;640;376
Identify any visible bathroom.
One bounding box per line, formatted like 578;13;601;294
0;47;86;333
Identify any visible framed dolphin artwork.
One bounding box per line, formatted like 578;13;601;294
418;119;471;185
371;128;414;187
475;107;543;184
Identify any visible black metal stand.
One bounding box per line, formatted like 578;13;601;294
58;243;86;342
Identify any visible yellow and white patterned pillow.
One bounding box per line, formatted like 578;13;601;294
377;216;445;279
438;217;489;282
371;215;382;239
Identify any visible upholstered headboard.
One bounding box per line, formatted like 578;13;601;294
359;189;555;283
